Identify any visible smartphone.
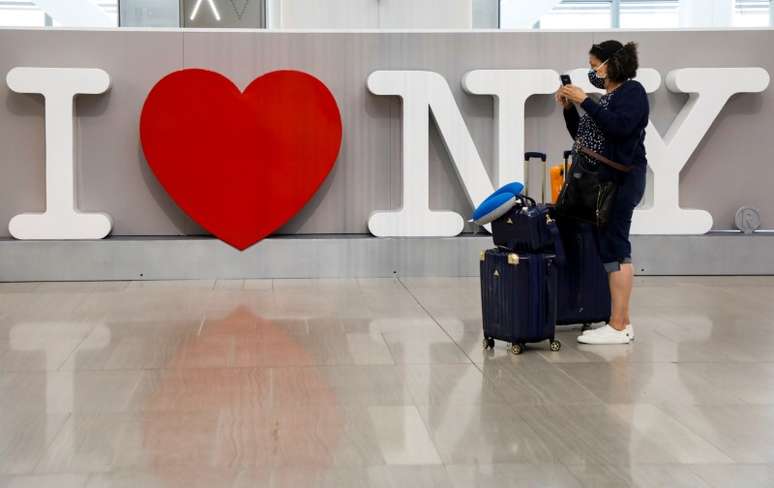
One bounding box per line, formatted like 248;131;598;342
560;74;572;86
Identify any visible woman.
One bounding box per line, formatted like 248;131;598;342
556;40;648;345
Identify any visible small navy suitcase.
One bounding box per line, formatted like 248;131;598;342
554;218;611;328
491;196;560;254
480;249;561;355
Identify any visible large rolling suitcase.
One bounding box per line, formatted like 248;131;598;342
480;249;562;355
554;218;611;328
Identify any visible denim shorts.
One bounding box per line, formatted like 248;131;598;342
596;167;646;273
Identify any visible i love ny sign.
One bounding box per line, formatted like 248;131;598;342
4;64;770;248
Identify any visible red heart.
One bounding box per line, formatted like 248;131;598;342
140;69;342;250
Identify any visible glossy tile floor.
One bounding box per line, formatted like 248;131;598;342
1;276;773;487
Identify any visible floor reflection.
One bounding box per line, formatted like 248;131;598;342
1;277;773;487
142;307;345;472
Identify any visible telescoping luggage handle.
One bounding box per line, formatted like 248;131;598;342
524;152;547;162
523;152;548;203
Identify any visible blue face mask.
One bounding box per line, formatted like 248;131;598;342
588;61;608;89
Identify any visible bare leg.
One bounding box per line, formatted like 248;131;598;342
609;263;634;331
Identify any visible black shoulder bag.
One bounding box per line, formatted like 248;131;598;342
555;146;633;227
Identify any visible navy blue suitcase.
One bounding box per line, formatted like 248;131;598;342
554;218;611;328
480;249;562;355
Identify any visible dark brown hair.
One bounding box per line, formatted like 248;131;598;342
590;40;639;83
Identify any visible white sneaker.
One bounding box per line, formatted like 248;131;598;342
625;324;635;341
583;324;635;341
577;325;631;345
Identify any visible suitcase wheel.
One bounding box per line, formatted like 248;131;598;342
510;343;525;355
482;337;495;350
550;340;562;352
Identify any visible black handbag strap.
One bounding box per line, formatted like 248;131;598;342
578;129;645;174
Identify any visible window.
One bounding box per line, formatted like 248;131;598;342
537;0;680;29
0;0;118;27
733;0;771;27
96;1;119;25
531;0;770;29
620;0;680;28
0;1;47;26
539;1;612;29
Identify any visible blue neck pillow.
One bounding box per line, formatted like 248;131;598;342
490;182;524;199
472;192;518;226
470;182;525;226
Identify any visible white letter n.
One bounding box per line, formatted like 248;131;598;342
366;70;557;237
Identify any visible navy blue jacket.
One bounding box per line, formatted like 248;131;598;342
563;79;649;176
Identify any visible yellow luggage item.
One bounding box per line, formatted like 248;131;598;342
550;165;564;203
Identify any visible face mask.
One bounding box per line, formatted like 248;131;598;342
588;61;608;89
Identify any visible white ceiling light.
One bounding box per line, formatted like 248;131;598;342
190;0;221;21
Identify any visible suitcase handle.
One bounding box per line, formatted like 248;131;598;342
525;152;547;162
516;195;537;208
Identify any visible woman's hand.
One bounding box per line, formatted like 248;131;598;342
559;85;588;104
555;91;572;109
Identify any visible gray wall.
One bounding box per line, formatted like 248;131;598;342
1;28;773;238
